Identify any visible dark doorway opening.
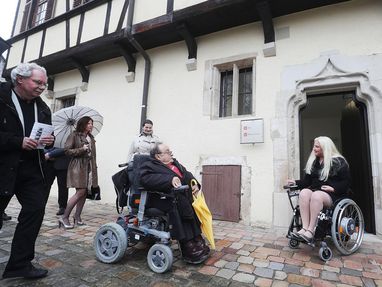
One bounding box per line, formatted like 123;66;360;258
299;91;375;234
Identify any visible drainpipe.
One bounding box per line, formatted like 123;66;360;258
125;0;151;131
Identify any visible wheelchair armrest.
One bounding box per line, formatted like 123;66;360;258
283;184;299;191
172;185;189;192
283;184;300;198
118;162;128;168
141;185;190;199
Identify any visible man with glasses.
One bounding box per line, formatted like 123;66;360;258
140;143;210;264
0;62;54;279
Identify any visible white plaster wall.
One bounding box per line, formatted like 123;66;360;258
69;15;81;47
81;5;108;42
51;57;145;201
24;31;43;63
7;40;24;68
174;0;207;10
43;22;66;56
109;0;126;33
12;0;27;37
144;21;275;226
46;0;382;228
133;0;167;24
55;0;66;16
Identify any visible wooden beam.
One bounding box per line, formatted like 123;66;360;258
255;0;275;44
71;57;89;83
117;0;130;31
77;13;85;45
104;0;112;35
115;42;136;73
167;0;174;13
39;29;46;58
47;76;55;91
176;23;197;59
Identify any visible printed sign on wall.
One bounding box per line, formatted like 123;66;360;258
240;119;264;144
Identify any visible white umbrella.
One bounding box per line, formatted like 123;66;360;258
52;106;103;148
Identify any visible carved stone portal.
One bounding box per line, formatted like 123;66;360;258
272;52;382;234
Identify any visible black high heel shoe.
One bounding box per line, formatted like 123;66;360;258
58;217;74;229
73;217;86;226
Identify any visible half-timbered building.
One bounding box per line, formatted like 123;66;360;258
2;0;382;234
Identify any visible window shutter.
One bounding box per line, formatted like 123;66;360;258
73;0;82;8
20;2;31;32
45;0;55;20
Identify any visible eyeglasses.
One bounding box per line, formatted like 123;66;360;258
159;150;173;155
31;79;47;88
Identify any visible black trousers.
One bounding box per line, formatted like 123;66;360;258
0;160;48;272
146;193;201;242
45;162;68;209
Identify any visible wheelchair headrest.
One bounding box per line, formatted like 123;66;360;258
131;154;151;190
132;154;151;169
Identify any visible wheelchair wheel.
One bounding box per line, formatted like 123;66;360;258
147;244;173;273
319;246;333;261
288;238;300;249
331;198;364;255
94;223;127;263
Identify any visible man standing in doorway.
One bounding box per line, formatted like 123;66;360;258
0;62;54;279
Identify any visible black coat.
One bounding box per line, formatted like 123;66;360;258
139;157;202;241
0;81;52;197
296;157;351;201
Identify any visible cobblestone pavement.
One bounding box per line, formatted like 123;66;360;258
1;196;382;287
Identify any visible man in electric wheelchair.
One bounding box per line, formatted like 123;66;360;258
139;143;210;264
285;136;364;261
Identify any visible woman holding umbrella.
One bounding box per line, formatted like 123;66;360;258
58;116;98;229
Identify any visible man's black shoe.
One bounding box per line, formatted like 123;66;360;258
3;265;48;279
56;208;65;216
2;213;11;221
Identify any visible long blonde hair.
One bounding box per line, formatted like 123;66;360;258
305;136;345;181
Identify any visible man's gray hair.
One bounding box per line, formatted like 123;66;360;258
10;62;47;85
150;142;163;158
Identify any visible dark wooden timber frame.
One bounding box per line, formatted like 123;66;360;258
176;23;197;59
4;0;350;78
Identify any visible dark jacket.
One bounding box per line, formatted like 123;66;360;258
139;157;198;192
45;147;70;170
296;156;351;201
0;81;52;197
139;157;202;241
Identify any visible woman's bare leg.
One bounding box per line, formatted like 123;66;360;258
298;188;313;234
305;190;332;238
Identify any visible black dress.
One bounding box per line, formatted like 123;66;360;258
296;157;351;202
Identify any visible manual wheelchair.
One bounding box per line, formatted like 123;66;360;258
93;155;188;273
284;184;364;261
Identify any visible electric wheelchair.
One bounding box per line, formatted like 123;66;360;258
284;184;364;261
93;155;188;273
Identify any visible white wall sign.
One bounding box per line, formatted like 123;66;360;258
240;119;264;144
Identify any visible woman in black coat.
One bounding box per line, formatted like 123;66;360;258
139;143;209;264
287;136;351;243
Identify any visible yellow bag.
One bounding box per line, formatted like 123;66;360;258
191;180;215;249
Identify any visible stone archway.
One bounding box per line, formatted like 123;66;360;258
272;52;382;234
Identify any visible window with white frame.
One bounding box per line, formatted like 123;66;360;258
21;0;55;32
52;91;76;112
73;0;93;8
204;53;256;119
34;0;48;26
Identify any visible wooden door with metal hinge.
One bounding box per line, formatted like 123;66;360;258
201;165;241;222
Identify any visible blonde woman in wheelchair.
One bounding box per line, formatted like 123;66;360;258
287;136;351;243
